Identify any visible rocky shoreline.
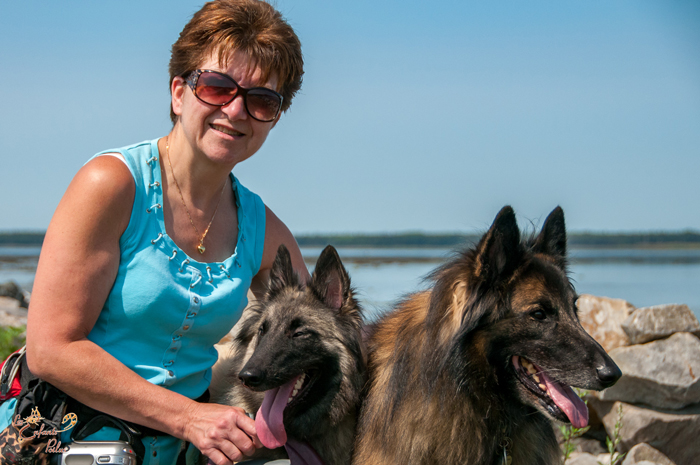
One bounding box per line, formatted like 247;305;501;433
570;296;700;465
0;281;29;328
1;283;697;464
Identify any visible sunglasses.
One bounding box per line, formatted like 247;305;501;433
184;69;283;123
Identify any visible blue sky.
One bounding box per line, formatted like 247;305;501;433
1;1;699;234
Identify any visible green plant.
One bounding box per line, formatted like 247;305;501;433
0;326;26;360
560;388;590;463
598;403;626;465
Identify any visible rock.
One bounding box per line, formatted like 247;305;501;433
577;294;636;352
0;296;27;328
621;443;676;465
568;452;600;465
621;304;700;345
0;296;20;310
588;398;700;465
0;281;28;308
599;332;700;409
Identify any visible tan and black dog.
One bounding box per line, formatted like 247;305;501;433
210;245;365;465
353;206;621;465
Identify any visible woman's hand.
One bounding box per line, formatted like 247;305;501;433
183;402;263;465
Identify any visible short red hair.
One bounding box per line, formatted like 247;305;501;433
169;0;303;123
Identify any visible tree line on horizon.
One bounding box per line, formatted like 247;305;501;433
2;231;700;248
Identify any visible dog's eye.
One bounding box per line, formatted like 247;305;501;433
531;310;547;321
292;331;306;338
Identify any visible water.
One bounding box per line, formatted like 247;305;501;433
300;247;700;322
1;246;698;323
342;260;700;322
0;246;41;291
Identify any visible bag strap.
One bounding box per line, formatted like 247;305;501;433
0;345;25;397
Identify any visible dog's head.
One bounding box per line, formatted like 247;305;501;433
237;244;364;447
428;206;621;428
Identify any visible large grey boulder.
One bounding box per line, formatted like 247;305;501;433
599;332;700;409
577;294;636;352
621;443;676;465
588;399;700;465
621;304;700;345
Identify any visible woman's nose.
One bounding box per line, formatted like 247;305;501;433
221;94;248;119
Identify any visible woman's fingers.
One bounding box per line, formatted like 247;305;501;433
206;449;237;465
220;421;256;458
235;410;263;449
185;403;263;463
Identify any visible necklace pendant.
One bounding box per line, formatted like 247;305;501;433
197;244;206;254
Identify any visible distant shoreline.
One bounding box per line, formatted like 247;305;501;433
2;231;700;249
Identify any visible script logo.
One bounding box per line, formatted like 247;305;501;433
12;407;78;453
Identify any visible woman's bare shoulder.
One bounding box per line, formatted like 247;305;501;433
46;155;136;251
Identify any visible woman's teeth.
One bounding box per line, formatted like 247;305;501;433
212;124;241;136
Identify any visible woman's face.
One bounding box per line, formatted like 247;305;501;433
171;50;280;168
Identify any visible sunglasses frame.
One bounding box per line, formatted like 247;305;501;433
184;69;284;123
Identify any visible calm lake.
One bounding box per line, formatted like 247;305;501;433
1;246;699;322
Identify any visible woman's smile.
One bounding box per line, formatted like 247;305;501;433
210;123;245;138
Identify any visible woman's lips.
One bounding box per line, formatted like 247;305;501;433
211;123;244;137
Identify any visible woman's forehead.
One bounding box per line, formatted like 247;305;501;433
200;49;279;90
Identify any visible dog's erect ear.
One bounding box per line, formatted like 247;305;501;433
311;245;351;311
532;206;567;268
268;244;299;298
473;206;522;285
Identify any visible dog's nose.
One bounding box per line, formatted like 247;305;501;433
596;363;622;388
239;369;264;388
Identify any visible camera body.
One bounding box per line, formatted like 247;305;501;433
60;440;137;465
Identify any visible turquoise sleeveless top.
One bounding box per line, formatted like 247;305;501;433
87;139;266;399
0;139;266;464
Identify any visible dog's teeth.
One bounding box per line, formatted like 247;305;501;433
288;397;293;404
528;365;537;375
292;389;298;397
532;374;540;383
295;377;304;390
539;383;546;391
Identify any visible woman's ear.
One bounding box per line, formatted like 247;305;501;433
171;77;186;118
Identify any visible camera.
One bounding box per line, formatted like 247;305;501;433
60;440;137;465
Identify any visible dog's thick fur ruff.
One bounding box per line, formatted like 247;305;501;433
352;206;621;465
210;245;365;465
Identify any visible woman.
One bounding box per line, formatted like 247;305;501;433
2;1;307;464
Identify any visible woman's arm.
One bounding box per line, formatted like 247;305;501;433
250;207;310;299
26;156;259;465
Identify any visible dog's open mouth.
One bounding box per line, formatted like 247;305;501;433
255;371;317;449
286;371;316;406
512;356;589;428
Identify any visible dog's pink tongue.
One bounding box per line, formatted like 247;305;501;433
539;371;589;428
255;375;300;449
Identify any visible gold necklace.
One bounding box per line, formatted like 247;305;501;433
165;138;227;254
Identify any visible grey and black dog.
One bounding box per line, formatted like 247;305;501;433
353;206;622;465
209;245;365;465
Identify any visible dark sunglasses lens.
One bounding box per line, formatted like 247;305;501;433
196;72;237;105
246;90;282;122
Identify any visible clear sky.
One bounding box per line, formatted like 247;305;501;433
1;0;699;234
